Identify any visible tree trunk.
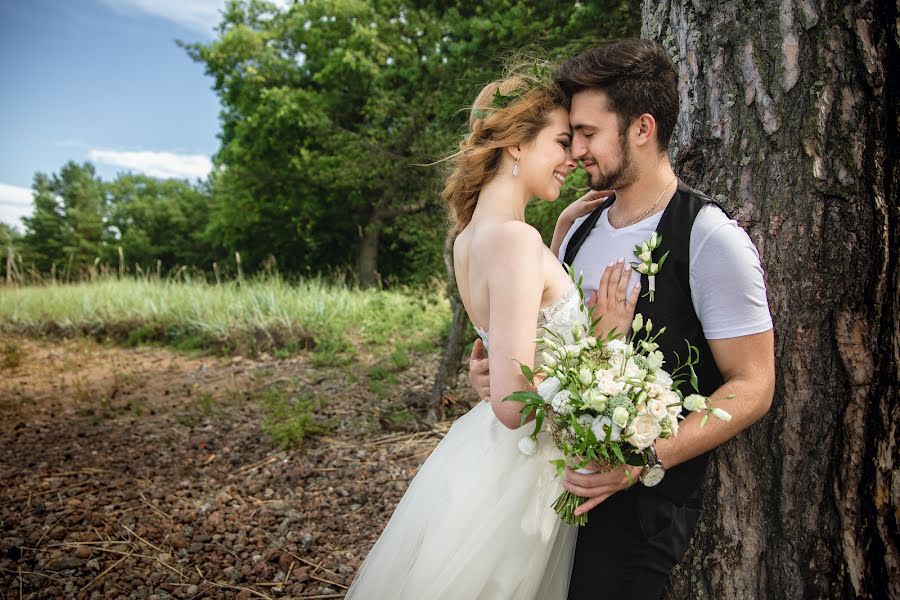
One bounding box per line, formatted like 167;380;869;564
429;229;470;422
642;1;898;598
357;218;382;289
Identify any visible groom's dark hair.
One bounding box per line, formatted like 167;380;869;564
555;39;678;152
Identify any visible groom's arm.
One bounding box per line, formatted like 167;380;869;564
654;330;775;468
562;331;775;516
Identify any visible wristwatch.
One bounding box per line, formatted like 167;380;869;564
640;445;665;487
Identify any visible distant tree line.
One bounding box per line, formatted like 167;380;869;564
4;0;639;286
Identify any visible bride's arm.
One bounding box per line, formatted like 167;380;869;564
483;222;545;430
549;189;613;257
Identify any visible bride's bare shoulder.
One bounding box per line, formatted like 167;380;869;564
469;220;543;254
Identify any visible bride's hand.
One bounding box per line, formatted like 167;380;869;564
588;259;640;339
560;189;614;224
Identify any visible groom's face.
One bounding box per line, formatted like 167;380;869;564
569;89;637;191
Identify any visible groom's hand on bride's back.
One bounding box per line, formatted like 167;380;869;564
469;338;491;402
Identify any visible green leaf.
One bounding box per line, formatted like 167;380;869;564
611;443;626;464
689;364;699;392
519;363;534;381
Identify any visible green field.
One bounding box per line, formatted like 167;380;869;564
0;278;450;359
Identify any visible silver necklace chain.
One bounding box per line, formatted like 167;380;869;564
610;176;677;229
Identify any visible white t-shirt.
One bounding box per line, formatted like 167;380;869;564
557;204;773;340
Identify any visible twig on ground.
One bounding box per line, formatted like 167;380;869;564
78;549;133;594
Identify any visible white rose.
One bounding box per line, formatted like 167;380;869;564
649;232;660;248
537;377;562;401
579;367;593;386
582;389;607;412
639;250;652;262
683;394;708;412
596;372;626;397
612;406;630;428
517;436;537;456
592;415;621;442
712;407;733;422
551;390;575;415
580;336;597;349
628;414;662;450
660;390;682;415
631;314;644;332
647;398;668;420
652;369;673;388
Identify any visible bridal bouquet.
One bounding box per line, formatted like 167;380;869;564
504;274;731;526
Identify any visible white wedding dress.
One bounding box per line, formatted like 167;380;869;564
346;282;586;600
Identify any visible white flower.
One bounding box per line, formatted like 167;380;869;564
605;339;629;355
647;398;668;420
683;394;708;412
563;343;583;358
580;336;597;350
623;358;646;381
517;436;537;456
582;389;607;412
649;263;660;275
612;406;630;428
649;232;660;248
645;350;664;372
628;414;662;450
592;415;621;442
537;377;562;401
712;407;733;422
651;369;673;388
640;241;650;254
540;351;557;368
551;390;575;415
639;250;652;262
578;367;594;386
596;371;626;397
631;314;644;333
660;390;682;415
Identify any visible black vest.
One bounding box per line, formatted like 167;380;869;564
562;180;726;504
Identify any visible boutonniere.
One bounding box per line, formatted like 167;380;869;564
632;232;668;302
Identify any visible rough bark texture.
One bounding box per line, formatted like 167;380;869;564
429;229;469;422
642;1;898;597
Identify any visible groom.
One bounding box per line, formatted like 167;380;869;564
469;39;775;598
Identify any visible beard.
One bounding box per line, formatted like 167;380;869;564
588;135;639;191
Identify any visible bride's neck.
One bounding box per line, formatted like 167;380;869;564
472;172;531;222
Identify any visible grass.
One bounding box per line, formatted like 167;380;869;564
261;388;328;448
0;276;450;359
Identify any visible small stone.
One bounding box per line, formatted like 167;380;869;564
48;555;84;570
169;533;188;550
186;585;199;595
86;558;100;570
74;545;93;559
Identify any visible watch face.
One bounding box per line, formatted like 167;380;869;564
642;465;665;487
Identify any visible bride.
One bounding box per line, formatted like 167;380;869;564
346;65;638;599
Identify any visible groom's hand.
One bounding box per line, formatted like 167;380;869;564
563;465;644;516
468;339;491;402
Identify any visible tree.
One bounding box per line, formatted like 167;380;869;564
643;1;898;597
184;0;640;287
0;223;21;283
21;173;67;274
104;174;218;272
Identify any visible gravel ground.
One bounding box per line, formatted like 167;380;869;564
0;335;466;599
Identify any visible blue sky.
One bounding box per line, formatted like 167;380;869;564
0;0;244;230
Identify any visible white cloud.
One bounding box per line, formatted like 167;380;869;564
98;0;292;34
88;148;213;180
0;183;35;231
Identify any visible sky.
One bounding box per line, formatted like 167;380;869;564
0;0;242;231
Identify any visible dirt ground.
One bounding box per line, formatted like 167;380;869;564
0;335;468;599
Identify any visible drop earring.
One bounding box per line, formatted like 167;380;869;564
512;155;520;177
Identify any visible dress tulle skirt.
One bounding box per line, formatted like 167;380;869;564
346;401;577;600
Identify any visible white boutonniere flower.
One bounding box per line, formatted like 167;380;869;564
632;232;669;302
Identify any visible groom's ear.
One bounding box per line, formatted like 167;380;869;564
633;114;657;148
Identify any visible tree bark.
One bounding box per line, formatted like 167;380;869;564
642;1;898;597
357;218;382;289
429;229;470;422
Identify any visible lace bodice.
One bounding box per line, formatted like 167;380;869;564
474;282;587;353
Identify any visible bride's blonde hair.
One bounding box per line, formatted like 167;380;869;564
442;62;566;232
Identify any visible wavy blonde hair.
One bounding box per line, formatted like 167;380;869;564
442;64;566;232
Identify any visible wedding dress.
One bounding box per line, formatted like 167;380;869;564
346;282;586;600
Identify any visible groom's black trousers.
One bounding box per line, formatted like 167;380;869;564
566;485;700;600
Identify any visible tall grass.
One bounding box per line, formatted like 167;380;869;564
0;277;450;357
